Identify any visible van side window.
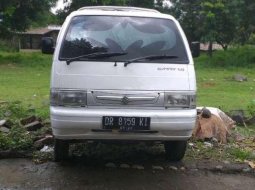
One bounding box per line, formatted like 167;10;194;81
59;16;188;63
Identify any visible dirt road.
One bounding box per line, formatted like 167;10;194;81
0;158;254;190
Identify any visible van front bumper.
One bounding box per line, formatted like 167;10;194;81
51;107;197;141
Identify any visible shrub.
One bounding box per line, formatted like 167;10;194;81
247;33;255;45
0;39;19;52
196;45;255;67
0;126;33;151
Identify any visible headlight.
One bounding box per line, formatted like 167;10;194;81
164;93;196;108
50;89;87;107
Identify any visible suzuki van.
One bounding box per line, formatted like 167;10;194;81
42;6;198;161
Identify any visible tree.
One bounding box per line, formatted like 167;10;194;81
56;0;162;24
200;0;242;53
0;0;58;37
170;0;203;42
170;0;246;55
236;0;255;44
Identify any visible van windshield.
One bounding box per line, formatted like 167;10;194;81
59;16;189;63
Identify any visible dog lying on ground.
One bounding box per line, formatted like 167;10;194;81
193;107;235;144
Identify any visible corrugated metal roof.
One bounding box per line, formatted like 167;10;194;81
21;26;61;35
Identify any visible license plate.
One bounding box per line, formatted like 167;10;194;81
102;116;150;131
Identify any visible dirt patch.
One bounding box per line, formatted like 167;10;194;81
201;82;216;88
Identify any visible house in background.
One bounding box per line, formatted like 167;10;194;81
19;25;61;50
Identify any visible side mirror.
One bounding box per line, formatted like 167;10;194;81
42;37;54;54
191;41;200;58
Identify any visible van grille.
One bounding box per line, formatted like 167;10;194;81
87;90;163;107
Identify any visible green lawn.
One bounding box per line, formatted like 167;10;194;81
0;50;255;116
195;60;255;111
0;52;52;116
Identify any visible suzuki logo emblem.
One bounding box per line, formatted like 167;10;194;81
121;96;129;105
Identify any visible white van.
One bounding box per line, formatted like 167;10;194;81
42;6;199;162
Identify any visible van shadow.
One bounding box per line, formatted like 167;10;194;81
62;142;173;168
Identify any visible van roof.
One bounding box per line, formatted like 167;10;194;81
77;6;160;13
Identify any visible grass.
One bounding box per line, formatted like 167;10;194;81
195;61;255;111
195;46;255;111
0;51;52;117
1;47;254;161
0;47;255;115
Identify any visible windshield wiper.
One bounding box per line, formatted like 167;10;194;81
66;52;127;65
124;55;179;67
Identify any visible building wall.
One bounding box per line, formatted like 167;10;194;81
20;30;59;49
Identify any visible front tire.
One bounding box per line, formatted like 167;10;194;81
164;141;187;161
54;139;69;162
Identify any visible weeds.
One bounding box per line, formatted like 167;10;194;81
0;126;33;151
0;47;255;162
0;101;35;120
247;100;255;117
0;102;35;151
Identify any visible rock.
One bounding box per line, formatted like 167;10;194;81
180;167;186;171
24;121;43;131
204;142;213;148
152;166;164;171
188;143;194;147
190;169;199;172
32;135;46;142
0;120;6;126
242;168;251;173
233;74;248;82
0;126;10;133
132;165;144;170
40;145;54;153
215;165;223;170
169;166;178;171
20;116;37;125
34;135;54;149
223;160;230;164
120;164;130;169
105;163;117;168
201;108;212;118
224;162;251;173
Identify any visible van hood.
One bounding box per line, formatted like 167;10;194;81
52;61;195;91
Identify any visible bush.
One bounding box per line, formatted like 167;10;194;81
247;33;255;45
0;39;19;52
0;102;35;151
196;45;255;67
0;51;51;68
0;126;33;151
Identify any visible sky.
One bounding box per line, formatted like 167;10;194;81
51;0;171;14
51;0;71;14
